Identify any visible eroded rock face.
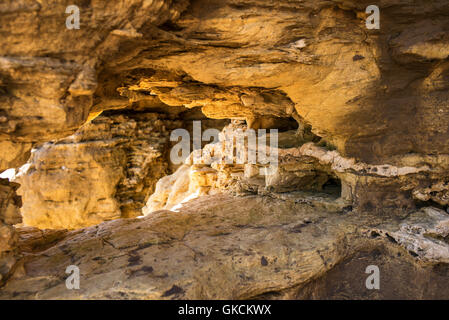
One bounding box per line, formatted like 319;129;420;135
15;110;228;229
143;123;334;213
1;194;449;299
144;123;449;217
0;0;449;299
1;0;448;169
97;0;449;164
0;179;21;285
1;194;353;299
0;0;189;171
15;112;170;229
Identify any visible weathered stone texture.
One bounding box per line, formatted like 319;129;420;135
15;111;228;229
1;194;449;299
0;179;21;285
0;0;448;299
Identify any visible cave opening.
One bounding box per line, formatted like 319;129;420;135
321;176;342;198
2;0;449;300
6;111;345;232
414;198;448;212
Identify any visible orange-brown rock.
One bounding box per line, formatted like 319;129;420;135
0;179;21;285
0;0;449;300
1;194;449;299
14;110;228;229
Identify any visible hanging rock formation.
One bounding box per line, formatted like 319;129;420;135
144;123;449;217
0;0;448;299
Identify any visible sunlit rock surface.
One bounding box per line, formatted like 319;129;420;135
15;111;227;229
1;194;449;299
145;123;449;217
0;0;449;299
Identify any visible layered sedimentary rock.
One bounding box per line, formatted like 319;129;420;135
98;0;449;164
14;111;227;229
0;0;449;299
144;122;333;213
0;0;191;273
0;0;189;171
1;0;448;167
1;194;449;299
144;123;449;216
0;179;21;285
14;111;172;229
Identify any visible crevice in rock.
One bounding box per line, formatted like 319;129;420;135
414;199;447;212
321;177;342;198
